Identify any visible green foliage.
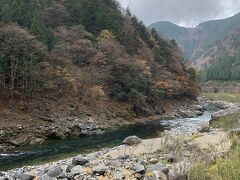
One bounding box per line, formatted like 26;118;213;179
0;0;198;105
0;0;56;49
131;15;151;46
127;89;147;106
153;43;172;66
108;58;149;105
199;54;240;81
151;89;166;99
64;0;123;38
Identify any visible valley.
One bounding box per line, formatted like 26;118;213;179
0;0;240;179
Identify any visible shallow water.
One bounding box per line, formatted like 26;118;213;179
0;112;211;171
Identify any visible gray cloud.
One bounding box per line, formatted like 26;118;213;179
118;0;240;27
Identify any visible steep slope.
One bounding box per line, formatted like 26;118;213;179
198;28;240;81
0;0;199;149
149;13;240;64
196;13;240;47
148;21;191;56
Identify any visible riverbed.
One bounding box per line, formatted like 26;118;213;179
0;112;211;171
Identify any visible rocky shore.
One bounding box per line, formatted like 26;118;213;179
0;97;238;152
1;130;231;180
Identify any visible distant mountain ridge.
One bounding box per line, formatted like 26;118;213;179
149;13;240;69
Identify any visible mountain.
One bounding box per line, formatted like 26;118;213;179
149;13;240;70
198;28;240;81
148;21;189;40
0;0;199;148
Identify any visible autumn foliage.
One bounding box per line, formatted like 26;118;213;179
0;0;199;117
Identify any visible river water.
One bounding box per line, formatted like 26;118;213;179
0;112;211;171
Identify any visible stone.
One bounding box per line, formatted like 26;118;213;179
72;156;89;166
108;160;122;168
124;162;132;169
39;174;53;180
37;169;48;176
133;163;145;174
146;163;169;175
47;165;63;178
113;171;124;180
70;165;84;176
66;164;74;172
145;171;167;180
0;178;9;180
135;173;142;179
198;124;210;133
15;174;35;180
84;167;93;174
93;165;107;175
74;175;85;180
8;135;29;146
118;154;130;160
58;172;74;179
149;158;159;164
29;138;45;145
98;176;111;180
122;136;142;146
140;160;147;166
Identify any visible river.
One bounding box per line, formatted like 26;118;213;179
0;111;211;171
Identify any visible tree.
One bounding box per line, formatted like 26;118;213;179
42;2;71;28
0;25;46;97
51;26;96;66
0;0;56;49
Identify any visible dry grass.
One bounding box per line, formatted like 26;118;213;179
190;91;240;180
210;112;240;131
189;143;240;180
203;92;240;104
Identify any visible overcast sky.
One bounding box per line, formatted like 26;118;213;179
118;0;240;27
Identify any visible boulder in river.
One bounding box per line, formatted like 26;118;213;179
122;136;142;146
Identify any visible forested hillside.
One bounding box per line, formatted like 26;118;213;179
0;0;199;147
198;28;240;81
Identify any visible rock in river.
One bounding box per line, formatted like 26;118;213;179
122;136;142;146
